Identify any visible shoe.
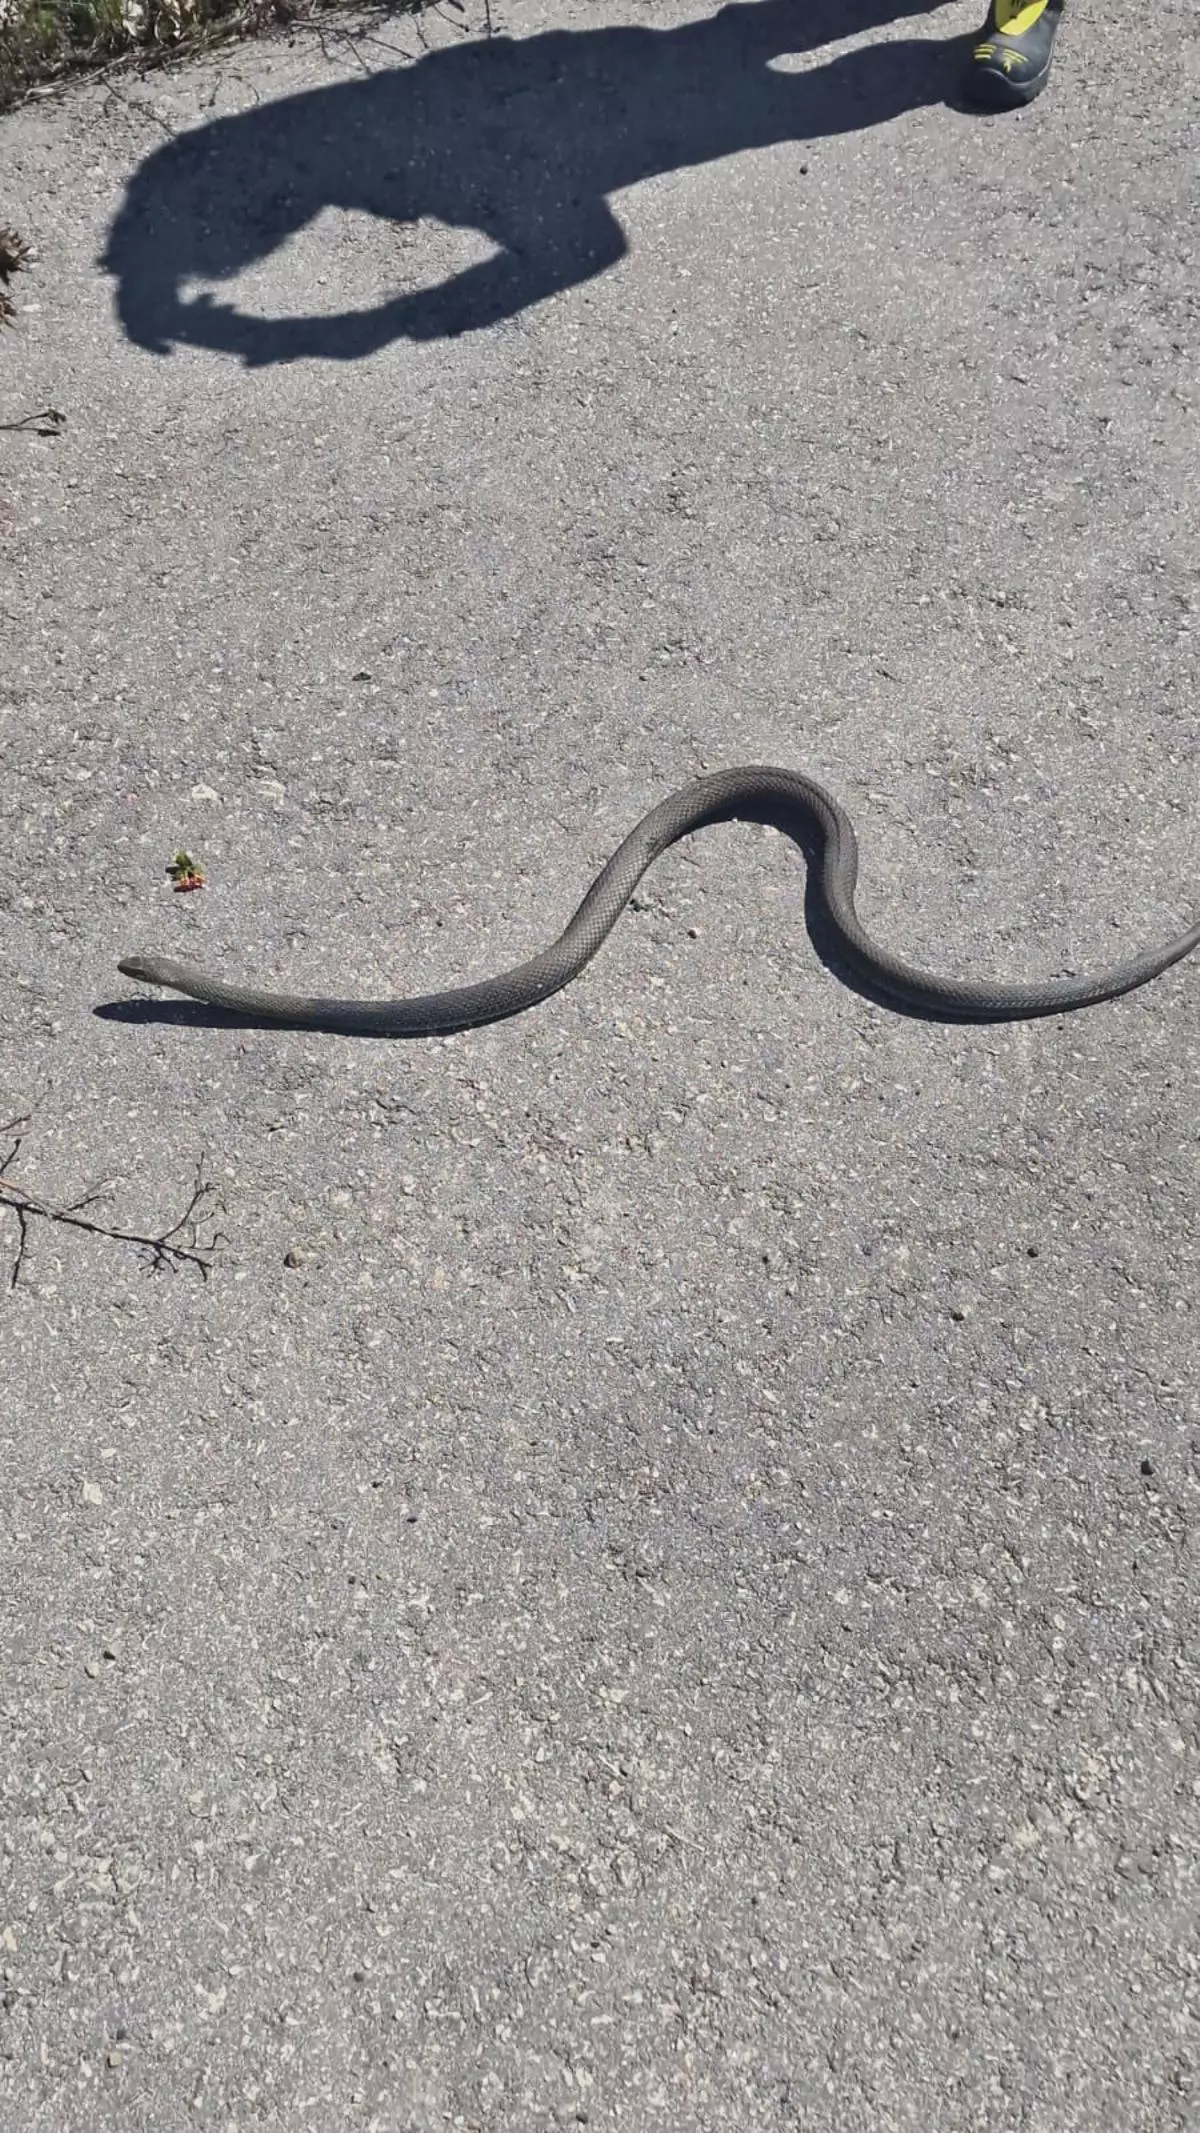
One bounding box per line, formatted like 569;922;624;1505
964;0;1064;108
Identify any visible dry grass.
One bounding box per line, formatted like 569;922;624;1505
0;220;34;323
0;0;421;111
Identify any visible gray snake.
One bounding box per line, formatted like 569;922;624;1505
118;766;1200;1035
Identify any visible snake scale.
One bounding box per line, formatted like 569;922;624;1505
119;766;1200;1036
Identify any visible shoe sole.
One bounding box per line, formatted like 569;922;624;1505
966;62;1051;108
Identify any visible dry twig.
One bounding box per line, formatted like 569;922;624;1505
0;1111;224;1288
0;407;65;434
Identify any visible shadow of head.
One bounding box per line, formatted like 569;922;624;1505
101;0;959;365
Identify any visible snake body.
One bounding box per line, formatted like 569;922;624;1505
118;766;1200;1035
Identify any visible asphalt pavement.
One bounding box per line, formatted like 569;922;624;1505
1;2;1198;2127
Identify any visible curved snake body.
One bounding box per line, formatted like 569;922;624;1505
119;767;1200;1035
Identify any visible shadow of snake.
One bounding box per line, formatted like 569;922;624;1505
115;767;1200;1037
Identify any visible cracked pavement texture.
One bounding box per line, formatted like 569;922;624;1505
1;2;1198;2127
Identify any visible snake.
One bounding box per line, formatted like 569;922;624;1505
118;766;1200;1035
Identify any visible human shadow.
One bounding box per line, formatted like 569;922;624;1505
102;0;964;365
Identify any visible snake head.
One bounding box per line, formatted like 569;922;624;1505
119;956;176;987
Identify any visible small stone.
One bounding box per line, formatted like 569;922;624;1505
189;783;220;803
1141;1457;1154;1477
81;1480;102;1506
